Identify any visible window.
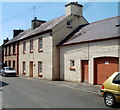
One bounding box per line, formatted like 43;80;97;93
23;61;26;74
30;39;33;53
38;38;43;52
5;61;7;66
69;60;75;70
67;20;72;28
113;73;120;84
5;46;7;55
9;61;11;67
23;41;26;54
13;61;15;69
13;44;16;54
9;45;11;55
38;61;42;74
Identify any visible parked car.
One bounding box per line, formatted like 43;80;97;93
0;67;16;77
101;72;120;107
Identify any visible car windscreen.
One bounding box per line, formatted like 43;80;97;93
6;68;14;71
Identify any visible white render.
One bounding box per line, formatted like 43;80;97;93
60;39;120;84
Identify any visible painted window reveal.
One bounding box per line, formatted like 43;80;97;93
38;37;43;52
23;41;26;53
30;39;33;53
23;61;26;74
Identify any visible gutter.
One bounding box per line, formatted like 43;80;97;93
3;29;52;46
59;36;120;47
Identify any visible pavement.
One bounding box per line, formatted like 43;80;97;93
30;77;102;95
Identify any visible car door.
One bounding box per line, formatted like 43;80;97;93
112;73;120;101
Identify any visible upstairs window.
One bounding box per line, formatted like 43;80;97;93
5;46;7;55
67;20;72;28
9;45;11;55
38;37;43;52
30;39;33;53
23;41;26;54
13;44;16;54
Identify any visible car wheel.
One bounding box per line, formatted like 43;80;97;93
104;93;116;107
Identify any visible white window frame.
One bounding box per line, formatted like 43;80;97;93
38;61;42;74
38;37;43;51
30;39;33;53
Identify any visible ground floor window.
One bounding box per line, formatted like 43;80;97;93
9;60;11;67
5;61;7;66
69;60;75;70
23;61;26;75
13;61;15;69
38;61;42;77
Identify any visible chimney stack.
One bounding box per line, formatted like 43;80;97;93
32;17;46;29
3;38;9;44
65;2;83;17
13;29;24;38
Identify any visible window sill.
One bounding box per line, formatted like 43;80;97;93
69;68;75;71
30;50;33;53
23;72;26;75
67;26;72;28
13;53;17;55
38;49;43;52
38;73;43;77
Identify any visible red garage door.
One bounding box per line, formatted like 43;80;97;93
94;57;119;85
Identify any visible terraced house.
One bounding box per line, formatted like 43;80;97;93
3;2;88;80
3;2;120;85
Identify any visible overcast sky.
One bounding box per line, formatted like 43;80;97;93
0;1;118;45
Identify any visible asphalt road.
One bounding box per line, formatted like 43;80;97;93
1;76;119;109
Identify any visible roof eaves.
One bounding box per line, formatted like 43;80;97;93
4;29;52;46
60;36;119;47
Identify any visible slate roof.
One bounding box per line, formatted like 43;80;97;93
4;15;66;45
61;16;120;46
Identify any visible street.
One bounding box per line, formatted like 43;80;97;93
1;76;119;109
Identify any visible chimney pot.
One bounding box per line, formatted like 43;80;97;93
31;17;46;29
13;29;24;38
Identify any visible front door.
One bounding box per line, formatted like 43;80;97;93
81;60;89;82
29;61;33;77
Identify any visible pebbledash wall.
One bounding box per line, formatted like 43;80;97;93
18;16;88;80
60;39;119;84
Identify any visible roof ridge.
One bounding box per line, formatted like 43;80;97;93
90;16;119;25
